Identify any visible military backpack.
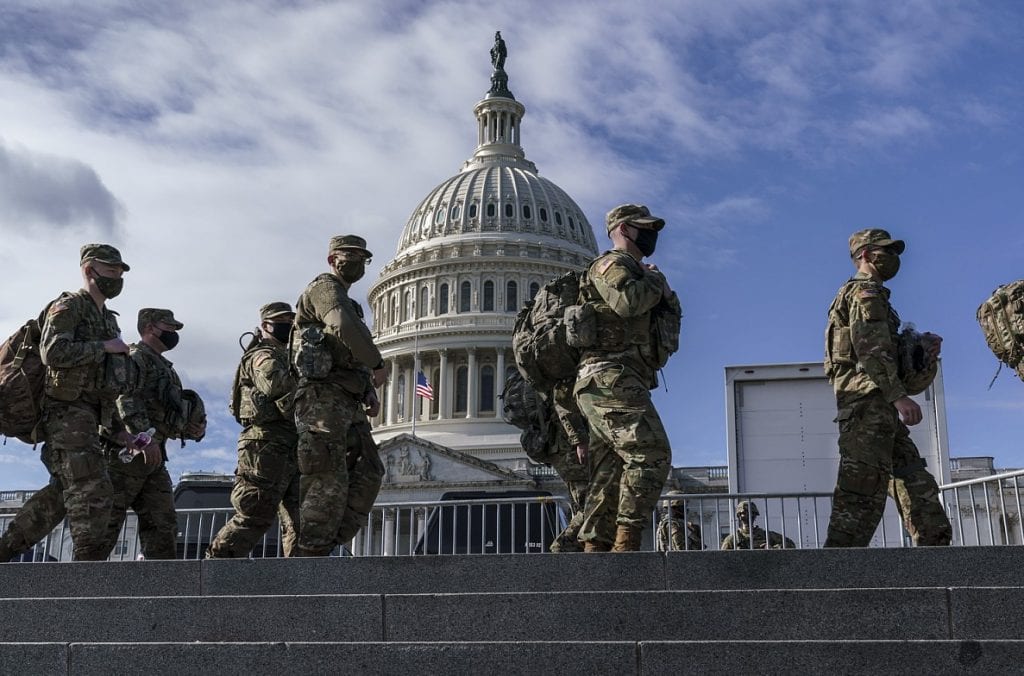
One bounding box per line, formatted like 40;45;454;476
511;270;582;395
977;280;1024;382
500;368;552;463
0;305;50;444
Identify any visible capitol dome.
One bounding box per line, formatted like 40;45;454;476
367;35;598;471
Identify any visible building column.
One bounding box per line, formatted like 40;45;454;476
382;509;396;556
467;347;478;419
416;508;428;545
495;347;506;406
438;349;449;419
385;358;398;426
404;362;414;421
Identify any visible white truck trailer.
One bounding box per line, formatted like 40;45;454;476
724;361;951;547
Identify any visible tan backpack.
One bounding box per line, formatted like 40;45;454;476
977;280;1024;382
0;305;51;444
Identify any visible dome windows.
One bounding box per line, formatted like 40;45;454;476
539;207;548;222
486;203;496;218
483;280;495;311
480;365;495;413
529;281;540;299
459;281;471;312
554;211;562;226
439;283;449;314
522;204;531;220
450;204;461;220
504;203;514;219
435;207;445;225
505;280;518;312
468;203;478;219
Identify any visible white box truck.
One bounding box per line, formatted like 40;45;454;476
724;362;950;547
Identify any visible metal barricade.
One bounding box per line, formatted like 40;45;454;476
940;469;1024;546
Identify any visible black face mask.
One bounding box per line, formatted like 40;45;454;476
335;259;366;284
628;228;658;257
90;269;124;299
157;330;180;351
269;322;292;344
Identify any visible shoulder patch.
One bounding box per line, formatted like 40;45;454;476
598;258;615;274
48;301;67;315
858;288;880;299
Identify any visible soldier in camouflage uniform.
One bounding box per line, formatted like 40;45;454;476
823;229;952;547
290;235;386;557
208;302;301;558
655;491;704;551
720;500;794;550
100;308;206;559
574;204;681;552
0;244;132;562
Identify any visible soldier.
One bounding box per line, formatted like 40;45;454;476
823;228;952;547
101;308;206;559
208;302;301;558
656;491;704;551
0;244;131;562
720;500;794;550
574;204;682;552
290;235;386;557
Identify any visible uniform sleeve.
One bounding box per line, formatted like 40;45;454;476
250;350;296;402
551;383;588;446
849;287;907;402
590;254;665;318
720;534;735;550
116;350;153;434
669;518;687;551
39;298;106;368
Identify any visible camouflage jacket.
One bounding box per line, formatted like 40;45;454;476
824;272;906;404
236;338;297;443
293;273;382;395
117;342;184;444
656;514;703;551
577;249;676;386
40;289;122;405
552;381;588;448
720;526;795;550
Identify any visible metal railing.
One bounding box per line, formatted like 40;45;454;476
940;469;1024;546
6;476;1024;562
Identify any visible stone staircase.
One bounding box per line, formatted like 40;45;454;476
1;547;1022;674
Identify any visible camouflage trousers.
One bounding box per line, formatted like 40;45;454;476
207;433;300;559
1;400;115;561
825;392;952;547
575;365;670;545
102;450;178;559
540;434;590;553
293;381;360;556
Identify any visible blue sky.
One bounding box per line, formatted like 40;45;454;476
1;0;1022;489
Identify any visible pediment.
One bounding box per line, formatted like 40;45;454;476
377;433;523;485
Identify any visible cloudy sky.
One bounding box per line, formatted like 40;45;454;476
1;0;1022;489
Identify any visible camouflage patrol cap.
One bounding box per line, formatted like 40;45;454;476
605;204;666;233
848;228;905;258
328;234;373;258
259;302;295;321
138;308;184;330
80;243;130;271
736;500;759;516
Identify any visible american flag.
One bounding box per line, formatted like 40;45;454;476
415;371;434;399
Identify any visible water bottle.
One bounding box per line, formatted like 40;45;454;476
118;427;156;463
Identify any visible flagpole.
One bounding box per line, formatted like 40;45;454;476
412;321;419;438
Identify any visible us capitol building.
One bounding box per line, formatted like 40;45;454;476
366;35;600;502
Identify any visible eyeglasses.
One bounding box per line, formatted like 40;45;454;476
335;250;371;263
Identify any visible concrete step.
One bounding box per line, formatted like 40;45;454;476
3;640;1024;675
0;587;1020;643
1;546;1021;598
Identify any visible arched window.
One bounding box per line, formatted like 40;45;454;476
402;290;411;323
483;280;495;311
454;366;468;413
479;365;495;413
469;203;478;219
418;287;428;319
451;204;461;220
430;368;440;417
389;296;397;327
540;207;548;222
568;216;576;231
522;204;531;220
529;282;540;299
396;373;406;421
504;203;514;218
486;203;496;218
459;281;471;312
505;280;518;312
439;283;449;314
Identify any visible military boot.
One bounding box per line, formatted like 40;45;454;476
583;540;611;553
611;524;642;552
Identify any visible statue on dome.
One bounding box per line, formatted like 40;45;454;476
490;31;507;71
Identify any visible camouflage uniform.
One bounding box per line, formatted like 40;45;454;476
574;205;680;551
290;235;383;556
0;245;130;562
102;309;192;559
540;383;591;553
655;494;703;551
208;303;301;558
721;526;795;550
823;229;952;547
